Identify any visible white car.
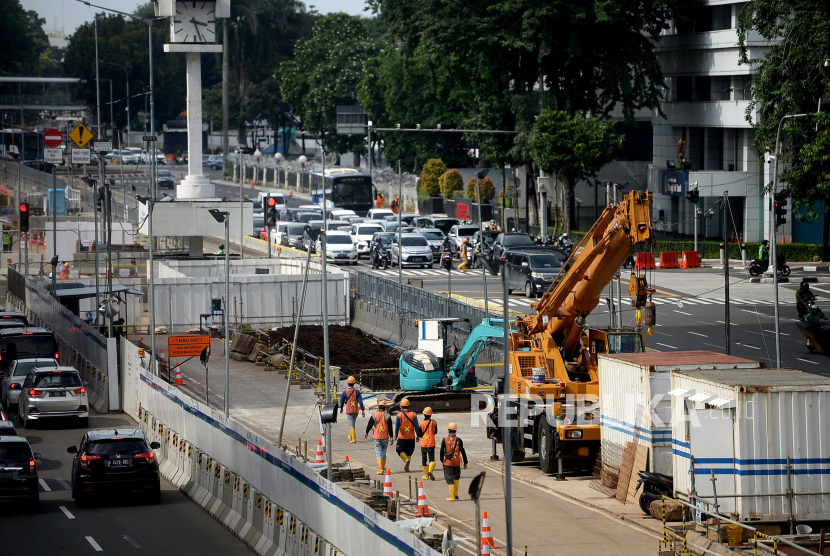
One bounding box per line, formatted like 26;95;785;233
141;149;167;165
448;224;480;251
315;231;358;264
297;204;323;215
391;234;434;268
329;209;357;220
269;221;290;245
367;208;394;220
258;191;286;213
17;366;89;428
350;222;384;257
1;358;58;409
107;149;139;165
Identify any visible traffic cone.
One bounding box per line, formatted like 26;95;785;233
315;439;325;464
174;364;185;386
481;510;498;548
415;481;431;517
482;545;491;556
383;469;394;498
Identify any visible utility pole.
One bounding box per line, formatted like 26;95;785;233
94;17;101;139
320;147;333;481
222;18;229;175
723;191;730;355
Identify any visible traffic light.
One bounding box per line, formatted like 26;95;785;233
265;196;278;227
775;198;788;228
685;189;699;204
19;203;29;232
96;188;105;212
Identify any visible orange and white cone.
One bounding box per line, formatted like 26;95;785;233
415;481;431;517
315;439;325;464
174;364;185;386
482;544;491;555
481;510;498;548
383;469;394;498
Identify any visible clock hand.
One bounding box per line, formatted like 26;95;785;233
190;18;204;41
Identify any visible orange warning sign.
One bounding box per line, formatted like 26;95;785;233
168;335;211;357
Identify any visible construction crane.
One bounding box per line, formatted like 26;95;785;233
487;189;656;474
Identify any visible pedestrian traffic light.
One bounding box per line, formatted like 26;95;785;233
265;196;278;227
19;203;29;232
685;189;699;204
775;198;788;227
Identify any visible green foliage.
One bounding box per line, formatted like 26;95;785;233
530;109;623;231
498;189;513;208
279;14;380;155
466;177;495;203
737;0;830;242
440;170;463;198
419;158;446;197
0;0;54;77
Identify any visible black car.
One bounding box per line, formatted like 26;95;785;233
0;313;29;327
68;429;161;507
293;212;319;225
0;436;40;512
281;224;308;251
157;169;175;189
0;420;17;436
493;232;534;260
503;248;567;297
0;328;59;374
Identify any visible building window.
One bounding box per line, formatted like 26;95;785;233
692;77;711;102
710;77;730;101
710;5;731;31
732;75;752;100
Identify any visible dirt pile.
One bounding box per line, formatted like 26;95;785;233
263;325;400;375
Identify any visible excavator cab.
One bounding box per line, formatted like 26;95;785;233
400;318;470;391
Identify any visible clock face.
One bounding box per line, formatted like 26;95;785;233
171;2;217;44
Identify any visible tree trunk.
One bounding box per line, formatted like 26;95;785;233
561;175;574;233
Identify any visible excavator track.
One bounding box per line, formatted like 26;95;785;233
389;391;476;414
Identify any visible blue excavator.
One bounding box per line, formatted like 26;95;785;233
394;317;509;412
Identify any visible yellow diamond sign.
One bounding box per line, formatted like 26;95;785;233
68;123;95;148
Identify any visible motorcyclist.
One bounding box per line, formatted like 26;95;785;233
441;235;453;253
796;280;817;320
217;242;225;255
556;232;572;250
758;239;770;269
371;236;384;268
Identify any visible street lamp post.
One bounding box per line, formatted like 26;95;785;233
101;61;129;146
209;209;231;419
274;151;283;189
298;155;308;192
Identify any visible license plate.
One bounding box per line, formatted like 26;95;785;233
108;459;131;468
49;391;66;397
0;471;13;479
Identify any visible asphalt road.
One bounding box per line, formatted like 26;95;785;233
0;411;251;555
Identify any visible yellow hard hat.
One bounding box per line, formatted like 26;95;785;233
377;400;387;408
400;398;410;407
423;407;433;416
347;376;356;384
447;422;458;431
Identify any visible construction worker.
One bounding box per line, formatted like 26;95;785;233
365;400;393;474
440;422;467;501
417;407;437;481
339;376;365;443
458;237;470;272
376;192;384;209
391;195;400;215
394;398;419;472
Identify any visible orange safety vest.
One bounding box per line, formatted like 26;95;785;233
419;419;437;448
397;410;417;440
344;388;360;414
372;411;390;440
443;436;461;467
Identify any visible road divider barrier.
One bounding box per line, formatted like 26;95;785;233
680;250;701;269
123;338;437;556
658;252;679;269
633;252;656;270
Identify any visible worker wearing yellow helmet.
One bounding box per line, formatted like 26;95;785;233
339;376;365;444
393;398;419;472
440;421;467;501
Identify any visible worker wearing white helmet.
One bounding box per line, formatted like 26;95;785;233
440;422;468;501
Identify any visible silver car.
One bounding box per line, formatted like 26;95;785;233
392;234;434;268
17;366;89;428
416;228;446;254
1;358;58;409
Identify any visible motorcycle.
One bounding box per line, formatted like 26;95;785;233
440;251;453;271
634;471;674;515
371;244;390;270
748;255;790;277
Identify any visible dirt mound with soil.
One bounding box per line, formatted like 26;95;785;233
263;325;400;375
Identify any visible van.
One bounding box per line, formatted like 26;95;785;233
257;191;286;212
367;208;394;220
0;328;59;374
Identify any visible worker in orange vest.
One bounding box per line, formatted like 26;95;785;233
440;422;467;501
394;398;419;472
391;195;399;215
417;407;437;481
339;376;365;443
365;400;393;474
376;192;384;209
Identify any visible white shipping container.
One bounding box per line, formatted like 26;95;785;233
599;352;761;476
670;370;830;521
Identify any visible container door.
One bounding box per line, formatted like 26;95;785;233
690;404;736;514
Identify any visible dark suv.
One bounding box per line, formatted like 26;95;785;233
0;328;59;374
503;248;567;297
0;436;40;512
68;429;161;507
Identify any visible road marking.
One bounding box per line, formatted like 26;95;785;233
655;342;677;349
811;287;830;296
688;331;708;337
736;342;761;350
673;310;692;316
56;478;70;490
122;535;143;548
59;505;75;519
716;321;739;326
86;536;103;552
742;309;772;317
39;479;51;492
795;358;820;365
703;343;724;350
654;331;673;337
764;330;789;336
696;321;713;326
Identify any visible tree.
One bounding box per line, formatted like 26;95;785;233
419;158;446;197
0;0;53;77
737;0;830;253
466;176;495;203
530;110;622;232
279;14;380;155
440;169;463;198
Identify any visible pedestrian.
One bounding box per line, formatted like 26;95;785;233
391;195;399;215
417;407;437;481
365;400;393;475
394;398;419;472
376;192;384;209
339;375;365;443
458;237;469;272
440;422;467;501
2;230;10;253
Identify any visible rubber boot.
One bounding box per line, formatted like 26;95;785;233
453;480;460;500
446;482;457;501
402;454;411;472
422;466;430;480
376;459;384;475
348;429;356;443
381;459;387;474
428;462;436;481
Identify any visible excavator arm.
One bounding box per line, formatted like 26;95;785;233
446;319;509;390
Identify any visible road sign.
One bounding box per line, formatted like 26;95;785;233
168;335;212;358
68;123;95;148
143;135;157;142
93;141;112;153
44;128;63;148
44;148;63;164
71;149;91;165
